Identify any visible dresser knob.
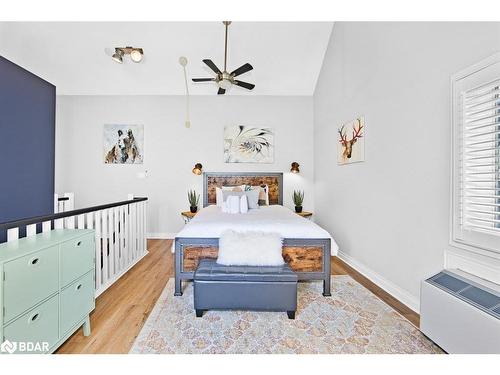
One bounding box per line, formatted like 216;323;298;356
76;241;82;247
30;258;39;266
76;284;82;291
30;313;40;323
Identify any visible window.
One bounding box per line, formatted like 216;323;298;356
451;53;500;254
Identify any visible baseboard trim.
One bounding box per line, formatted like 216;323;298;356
337;250;420;313
147;232;176;239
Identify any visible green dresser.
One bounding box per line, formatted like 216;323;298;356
0;229;95;354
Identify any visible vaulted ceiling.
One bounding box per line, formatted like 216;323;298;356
0;22;332;96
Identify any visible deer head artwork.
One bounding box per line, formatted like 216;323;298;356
338;118;364;163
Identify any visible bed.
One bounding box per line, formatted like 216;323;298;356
174;172;338;297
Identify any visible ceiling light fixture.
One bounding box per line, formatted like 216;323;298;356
111;47;144;64
192;21;255;95
112;48;124;64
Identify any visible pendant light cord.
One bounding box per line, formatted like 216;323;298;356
182;64;190;127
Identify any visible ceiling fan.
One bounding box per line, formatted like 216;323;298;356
192;21;255;95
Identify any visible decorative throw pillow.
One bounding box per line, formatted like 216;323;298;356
216;187;224;207
223;195;240;214
258;185;269;206
242;185;269;205
240;195;248;213
217;230;284;266
222;190;245;201
222;185;241;192
244;189;260;209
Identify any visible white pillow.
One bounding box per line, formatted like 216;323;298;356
217;230;284;266
241;184;269;206
226;195;240;214
240;195;248;213
216;187;223;207
260;184;270;205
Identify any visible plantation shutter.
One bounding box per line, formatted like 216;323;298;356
461;80;500;233
452;54;500;253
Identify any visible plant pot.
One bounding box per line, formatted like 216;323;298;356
190;206;198;213
295;206;303;213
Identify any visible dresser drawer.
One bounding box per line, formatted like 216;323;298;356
3;246;59;322
60;234;94;286
3;294;59;353
60;272;94;335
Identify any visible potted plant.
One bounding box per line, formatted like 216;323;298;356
188;190;200;213
293;190;304;213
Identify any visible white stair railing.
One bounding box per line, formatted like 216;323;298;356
1;195;148;297
54;192;74;213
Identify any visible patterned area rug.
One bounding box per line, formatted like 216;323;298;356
130;276;443;354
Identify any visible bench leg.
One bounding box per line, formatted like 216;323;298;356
323;278;331;297
174;277;183;296
174;241;183;296
323;241;332;297
287;311;295;320
195;309;204;318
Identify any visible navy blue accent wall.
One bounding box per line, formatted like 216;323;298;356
0;56;56;241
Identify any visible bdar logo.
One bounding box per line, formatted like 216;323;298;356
0;340;17;354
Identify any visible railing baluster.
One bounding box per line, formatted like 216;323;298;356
7;228;19;242
130;203;135;262
94;211;102;292
143;201;147;253
86;213;93;230
115;206;125;271
139;201;145;256
102;209;109;285
26;224;37;237
54;218;64;229
106;208;113;277
66;215;75;229
42;221;51;233
77;214;85;229
113;207;121;275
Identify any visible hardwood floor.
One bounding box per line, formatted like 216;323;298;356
57;239;419;354
56;239;173;354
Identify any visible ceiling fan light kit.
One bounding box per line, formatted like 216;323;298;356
192;21;255;95
111;47;144;64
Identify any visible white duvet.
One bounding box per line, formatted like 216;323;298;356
174;205;338;255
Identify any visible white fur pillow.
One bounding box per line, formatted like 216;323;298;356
240;195;248;213
217;230;284;266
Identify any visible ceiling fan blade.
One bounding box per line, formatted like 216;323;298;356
203;59;222;74
192;78;215;82
230;63;253;77
217;88;226;95
234;80;255;90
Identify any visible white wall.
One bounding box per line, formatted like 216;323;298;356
56;95;314;237
314;22;500;312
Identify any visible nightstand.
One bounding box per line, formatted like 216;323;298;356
181;211;197;223
296;211;313;219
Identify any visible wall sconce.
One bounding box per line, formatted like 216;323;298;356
192;163;203;175
290;162;300;174
111;47;144;63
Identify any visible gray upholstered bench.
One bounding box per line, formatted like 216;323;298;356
193;259;298;319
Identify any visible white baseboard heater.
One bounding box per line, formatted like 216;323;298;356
420;269;500;354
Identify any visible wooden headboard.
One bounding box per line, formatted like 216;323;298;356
203;172;283;207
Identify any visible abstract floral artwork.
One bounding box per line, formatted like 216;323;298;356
337;116;365;165
103;124;144;164
224;125;274;163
